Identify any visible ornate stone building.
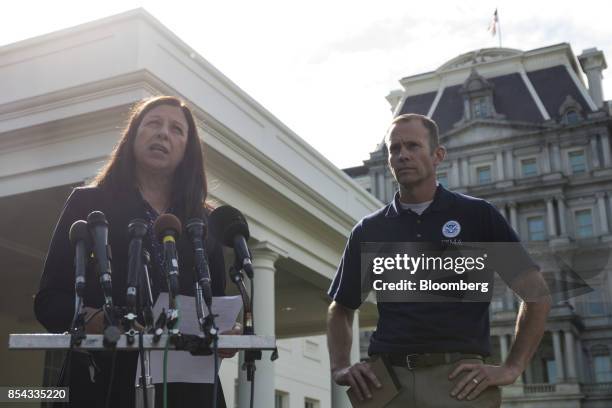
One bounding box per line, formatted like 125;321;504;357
347;44;612;407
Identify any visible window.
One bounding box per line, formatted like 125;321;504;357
566;110;579;124
275;391;288;408
473;97;489;118
476;166;492;184
490;297;504;312
437;172;448;187
527;216;545;241
586;290;605;315
569;150;586;174
521;158;538;177
305;398;320;408
545;359;557;383
594;356;612;383
575;209;594;238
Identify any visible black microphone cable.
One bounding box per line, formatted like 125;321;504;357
104;349;118;408
249;276;255;408
138;330;149;408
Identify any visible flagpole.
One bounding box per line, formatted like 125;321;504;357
497;9;502;48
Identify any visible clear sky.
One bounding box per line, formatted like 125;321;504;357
2;0;611;169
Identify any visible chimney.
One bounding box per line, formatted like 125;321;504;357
578;47;607;109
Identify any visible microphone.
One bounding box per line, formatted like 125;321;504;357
86;211;113;306
209;205;254;279
69;220;90;299
186;218;213;308
153;214;182;300
127;219;148;312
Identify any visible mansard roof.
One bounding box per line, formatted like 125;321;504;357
397;44;597;135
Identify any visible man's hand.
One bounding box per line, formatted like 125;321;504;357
218;322;242;359
449;363;520;401
332;361;382;401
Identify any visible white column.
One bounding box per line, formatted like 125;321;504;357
597;193;609;235
369;172;378;197
564;331;578;382
496;151;505;180
556;196;568;236
378;172;386;201
505;289;515;311
461;158;470;186
509;202;518;233
552;331;565;382
500;335;509;362
601;134;611;167
237;243;285;408
591;137;601;169
332;310;360;408
505;150;515;178
546;199;558;237
451;159;460;187
543;144;552;173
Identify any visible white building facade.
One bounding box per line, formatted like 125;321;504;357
0;9;380;408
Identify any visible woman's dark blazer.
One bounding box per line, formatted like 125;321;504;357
34;186;227;407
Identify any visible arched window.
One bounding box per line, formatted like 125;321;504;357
566;110;579;124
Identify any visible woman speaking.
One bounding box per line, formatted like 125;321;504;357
34;96;235;407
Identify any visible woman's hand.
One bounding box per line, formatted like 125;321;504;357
217;322;242;359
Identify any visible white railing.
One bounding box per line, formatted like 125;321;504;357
581;382;612;394
523;383;556;393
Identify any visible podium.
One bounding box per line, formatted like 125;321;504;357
9;333;276;407
9;333;276;351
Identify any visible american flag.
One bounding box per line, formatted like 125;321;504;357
488;9;498;36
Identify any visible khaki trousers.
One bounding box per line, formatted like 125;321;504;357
386;359;501;408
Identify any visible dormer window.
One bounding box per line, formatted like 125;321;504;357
559;95;583;125
473;97;489;118
566;110;579;124
457;68;504;126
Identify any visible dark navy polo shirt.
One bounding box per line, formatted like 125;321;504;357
328;184;535;356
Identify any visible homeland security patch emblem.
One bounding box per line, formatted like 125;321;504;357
442;220;461;238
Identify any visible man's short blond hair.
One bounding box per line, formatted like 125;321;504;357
385;113;440;152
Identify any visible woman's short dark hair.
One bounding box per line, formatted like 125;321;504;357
91;95;207;220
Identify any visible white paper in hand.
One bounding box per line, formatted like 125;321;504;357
136;294;243;384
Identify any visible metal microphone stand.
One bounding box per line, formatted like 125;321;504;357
229;266;260;383
136;250;155;408
195;282;219;345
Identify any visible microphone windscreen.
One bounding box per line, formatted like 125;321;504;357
87;211;108;227
209;205;250;247
69;220;90;246
153;213;182;240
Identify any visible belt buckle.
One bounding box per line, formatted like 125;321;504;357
405;354;419;370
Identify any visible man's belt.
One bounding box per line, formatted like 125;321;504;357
380;352;483;369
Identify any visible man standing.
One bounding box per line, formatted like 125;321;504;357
327;114;550;407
